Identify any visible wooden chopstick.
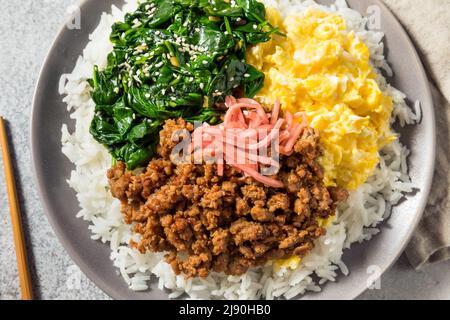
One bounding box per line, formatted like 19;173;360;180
0;117;33;300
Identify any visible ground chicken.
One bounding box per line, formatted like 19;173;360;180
109;118;347;278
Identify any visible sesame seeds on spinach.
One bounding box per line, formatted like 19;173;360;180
89;0;280;169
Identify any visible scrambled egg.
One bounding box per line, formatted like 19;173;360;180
274;255;302;271
248;8;396;190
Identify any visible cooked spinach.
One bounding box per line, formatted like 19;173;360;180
89;0;279;169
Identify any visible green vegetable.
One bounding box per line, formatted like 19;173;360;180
89;0;278;169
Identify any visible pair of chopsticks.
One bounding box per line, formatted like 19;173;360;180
0;117;33;300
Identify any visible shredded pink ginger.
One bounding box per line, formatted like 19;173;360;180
189;96;307;188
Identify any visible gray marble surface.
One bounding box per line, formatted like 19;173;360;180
0;0;449;300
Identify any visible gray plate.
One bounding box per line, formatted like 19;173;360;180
31;0;436;300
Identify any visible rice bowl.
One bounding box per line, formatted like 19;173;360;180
51;0;429;300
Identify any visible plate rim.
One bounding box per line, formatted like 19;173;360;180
30;0;436;300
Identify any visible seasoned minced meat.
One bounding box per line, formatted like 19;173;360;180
108;118;348;278
158;119;194;159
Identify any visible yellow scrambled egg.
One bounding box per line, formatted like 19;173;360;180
247;8;396;191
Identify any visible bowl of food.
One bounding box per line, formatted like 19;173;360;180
31;0;435;299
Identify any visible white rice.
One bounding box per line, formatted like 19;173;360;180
59;0;420;299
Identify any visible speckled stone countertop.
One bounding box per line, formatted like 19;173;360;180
0;0;449;300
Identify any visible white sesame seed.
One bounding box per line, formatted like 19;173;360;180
161;89;166;95
171;96;176;101
253;24;258;30
155;31;160;35
133;19;142;27
199;83;204;89
145;93;150;98
202;60;208;65
236;17;242;22
244;73;250;78
113;87;120;94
